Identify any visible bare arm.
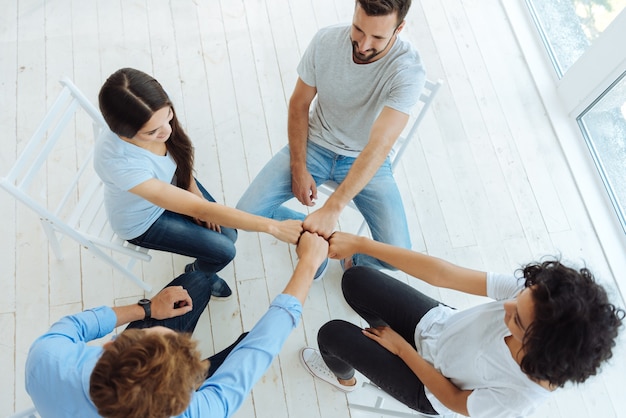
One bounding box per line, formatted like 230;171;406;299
304;107;409;238
187;174;221;232
288;78;318;206
129;179;303;244
364;326;471;415
328;232;487;296
281;232;329;305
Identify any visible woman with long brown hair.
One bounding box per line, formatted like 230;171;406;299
95;68;302;298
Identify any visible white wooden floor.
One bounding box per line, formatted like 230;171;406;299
2;1;625;417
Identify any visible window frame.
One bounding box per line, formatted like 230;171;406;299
502;1;626;294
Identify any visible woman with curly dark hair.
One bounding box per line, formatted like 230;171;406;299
300;231;624;418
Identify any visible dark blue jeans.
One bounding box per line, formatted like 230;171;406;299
128;179;237;280
126;271;211;332
317;266;440;415
126;271;246;375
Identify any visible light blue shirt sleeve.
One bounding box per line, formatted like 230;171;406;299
179;293;303;418
25;307;116;418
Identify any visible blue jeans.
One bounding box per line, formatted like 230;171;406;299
128;179;238;280
126;271;211;333
317;267;439;415
236;142;411;269
126;271;248;376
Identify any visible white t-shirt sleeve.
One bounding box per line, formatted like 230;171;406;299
467;386;540;418
486;271;524;301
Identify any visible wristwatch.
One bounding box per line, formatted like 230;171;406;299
138;298;151;320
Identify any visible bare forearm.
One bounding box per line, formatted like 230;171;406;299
196;200;279;235
112;305;145;327
328;144;388;209
398;346;471;415
288;106;309;170
348;236;486;295
281;258;318;305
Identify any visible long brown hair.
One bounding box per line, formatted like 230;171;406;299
98;68;194;189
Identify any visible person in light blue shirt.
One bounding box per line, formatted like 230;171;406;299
95;68;303;299
25;231;328;418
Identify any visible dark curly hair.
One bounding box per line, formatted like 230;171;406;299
98;68;195;190
357;0;411;26
519;260;624;387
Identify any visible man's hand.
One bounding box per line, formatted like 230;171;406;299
291;167;317;206
150;286;193;320
296;231;329;268
303;205;341;239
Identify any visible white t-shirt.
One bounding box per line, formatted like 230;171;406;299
94;129;176;240
297;24;425;157
415;272;552;417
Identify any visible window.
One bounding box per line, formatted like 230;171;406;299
578;73;626;231
526;0;626;77
524;0;626;233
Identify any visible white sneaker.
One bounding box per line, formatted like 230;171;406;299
299;347;358;392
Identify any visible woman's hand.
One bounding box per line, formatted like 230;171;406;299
193;217;221;233
270;219;304;244
328;231;360;261
362;326;412;356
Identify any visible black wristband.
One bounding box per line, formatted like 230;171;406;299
138;298;151;320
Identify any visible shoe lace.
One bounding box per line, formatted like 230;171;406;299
307;350;336;380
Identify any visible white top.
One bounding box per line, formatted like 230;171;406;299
415;272;552;417
94;129;176;240
297;24;425;157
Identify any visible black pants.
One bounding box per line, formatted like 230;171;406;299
317;266;440;415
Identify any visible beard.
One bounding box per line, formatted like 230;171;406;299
351;40;381;63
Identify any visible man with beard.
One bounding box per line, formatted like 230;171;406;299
237;0;425;276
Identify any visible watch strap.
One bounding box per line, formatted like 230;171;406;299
138;298;151;320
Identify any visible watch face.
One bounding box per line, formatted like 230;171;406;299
139;298;150;305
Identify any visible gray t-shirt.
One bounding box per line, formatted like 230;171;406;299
297;24;425;157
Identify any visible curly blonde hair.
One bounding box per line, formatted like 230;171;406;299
90;329;209;418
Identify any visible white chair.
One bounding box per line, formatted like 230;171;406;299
349;381;456;418
1;77;152;291
318;78;443;236
6;406;40;418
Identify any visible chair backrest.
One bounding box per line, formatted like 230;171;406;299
6;406;40;418
1;78;151;291
389;78;443;172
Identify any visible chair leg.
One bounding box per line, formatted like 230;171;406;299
86;245;152;292
41;220;65;261
348;382;445;417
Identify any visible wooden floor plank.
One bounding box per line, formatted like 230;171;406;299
3;1;626;417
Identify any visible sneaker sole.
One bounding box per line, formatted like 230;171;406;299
299;347;357;393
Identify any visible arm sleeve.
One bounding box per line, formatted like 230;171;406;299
182;294;302;418
296;30;322;88
39;306;117;344
384;65;425;115
486;272;524;301
467;386;540;418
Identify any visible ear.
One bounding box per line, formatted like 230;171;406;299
396;20;406;35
